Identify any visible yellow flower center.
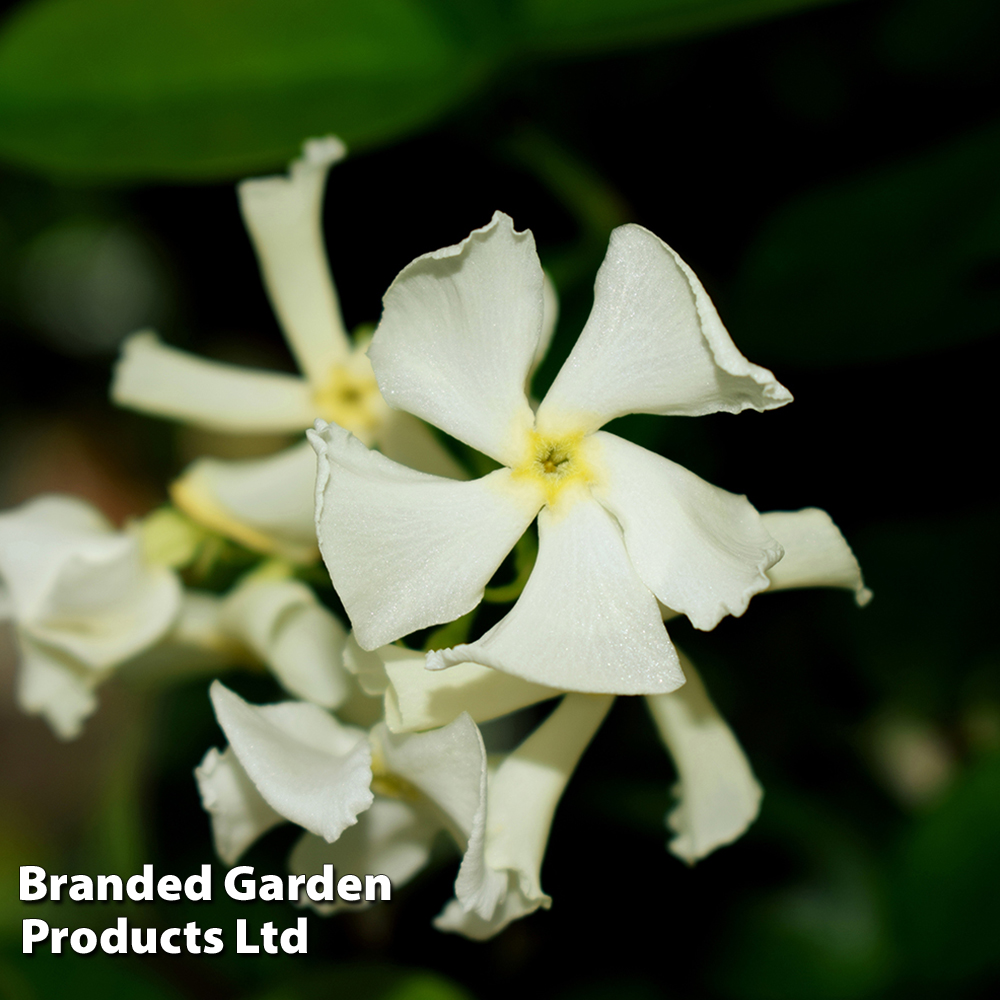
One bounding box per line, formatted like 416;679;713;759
512;428;599;509
312;364;382;436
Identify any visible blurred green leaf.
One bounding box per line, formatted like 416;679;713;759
891;750;1000;986
713;792;892;1000
0;0;502;180
731;122;1000;364
518;0;848;56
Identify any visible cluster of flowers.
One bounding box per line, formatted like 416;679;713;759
0;139;869;939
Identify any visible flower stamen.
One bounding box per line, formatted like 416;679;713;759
510;428;601;510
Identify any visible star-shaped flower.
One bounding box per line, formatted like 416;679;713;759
352;505;869;935
111;138;472;562
310;212;791;694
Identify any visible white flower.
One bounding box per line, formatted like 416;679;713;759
0;495;181;738
196;681;491;914
310;212;791;695
111;138;476;562
218;572;351;709
362;506;869;875
436;691;614;939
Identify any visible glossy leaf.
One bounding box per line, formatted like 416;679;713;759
0;0;501;180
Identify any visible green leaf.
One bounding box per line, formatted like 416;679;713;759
730;122;1000;364
0;0;502;181
518;0;849;56
891;750;1000;986
713;792;892;1000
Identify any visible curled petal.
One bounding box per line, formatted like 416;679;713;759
536;224;791;435
593;432;782;631
195;746;283;865
222;578;349;708
371;713;502;922
112;332;315;433
532;270;559;380
369;211;540;466
209;682;373;843
239;137;351;383
646;654;762;864
15;631;101;740
383;654;557;733
0;494;109;618
309;422;542;650
435;693;613;939
31;548;180;669
371;713;487;849
0;495;181;668
429;498;684;695
761;509;871;605
171;440;319;563
289;799;438;913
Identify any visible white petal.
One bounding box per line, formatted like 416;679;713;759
383;653;557;733
429;497;684;695
15;631;101;740
593;432;782;631
310;421;542;650
209;682;373;842
532;269;559;378
435;693;613;940
761;508;872;605
646;653;762;864
30;553;180;669
221;578;350;708
0;494;110;618
289;798;438;914
435;880;542;940
536;225;792;435
195;746;283;865
171;440;318;563
372;714;500;919
342;632;390;696
0;496;181;668
377;410;467;480
368;212;540;466
371;713;486;846
112;331;316;432
239;137;351;383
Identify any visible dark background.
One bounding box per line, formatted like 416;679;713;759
1;1;998;997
